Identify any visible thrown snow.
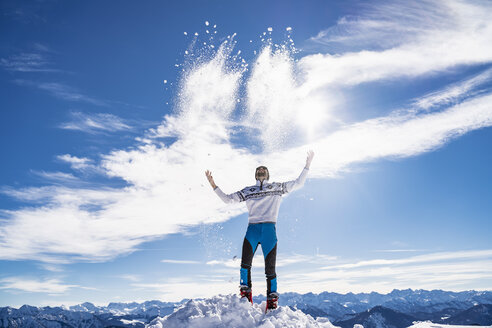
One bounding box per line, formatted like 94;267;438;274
146;294;337;328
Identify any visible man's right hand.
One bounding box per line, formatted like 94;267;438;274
205;170;217;189
305;150;315;169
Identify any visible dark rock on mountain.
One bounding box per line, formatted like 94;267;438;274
334;305;418;328
443;303;492;326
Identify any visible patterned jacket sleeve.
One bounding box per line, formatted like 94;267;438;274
282;167;309;194
214;187;244;203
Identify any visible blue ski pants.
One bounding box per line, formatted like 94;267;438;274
240;222;277;295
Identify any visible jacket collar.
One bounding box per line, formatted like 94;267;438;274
256;179;268;186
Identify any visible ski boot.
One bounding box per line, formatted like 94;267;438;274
265;292;279;313
240;285;253;304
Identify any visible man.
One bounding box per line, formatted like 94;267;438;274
205;150;314;311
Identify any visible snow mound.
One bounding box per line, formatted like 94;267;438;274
408;322;492;328
146;294;337;328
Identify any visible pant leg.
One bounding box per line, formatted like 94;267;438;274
240;224;260;287
260;223;278;295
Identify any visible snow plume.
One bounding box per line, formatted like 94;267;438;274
147;294;336;328
2;0;492;267
246;45;299;150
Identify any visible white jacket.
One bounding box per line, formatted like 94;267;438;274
214;167;309;224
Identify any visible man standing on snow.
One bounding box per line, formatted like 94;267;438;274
205;150;314;311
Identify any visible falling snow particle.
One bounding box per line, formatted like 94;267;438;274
206;30;209;34
267;27;273;32
286;26;292;31
184;31;188;35
195;32;199;36
185;50;189;55
163;80;167;84
213;24;217;28
205;21;209;26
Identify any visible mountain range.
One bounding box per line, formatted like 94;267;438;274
1;289;491;327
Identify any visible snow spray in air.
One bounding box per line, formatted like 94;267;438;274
165;22;326;263
172;23;326;153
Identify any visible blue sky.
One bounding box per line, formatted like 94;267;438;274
1;0;492;307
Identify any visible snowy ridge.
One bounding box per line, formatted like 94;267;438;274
146;294;337;328
408;322;492;328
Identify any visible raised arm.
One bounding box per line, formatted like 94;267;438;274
282;150;314;194
205;170;243;204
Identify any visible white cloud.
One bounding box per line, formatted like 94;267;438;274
132;279;235;302
307;0;449;50
128;249;492;299
280;249;492;294
117;274;142;282
38;263;65;272
1;0;492;267
321;249;492;269
161;259;201;264
206;253;337;269
0;277;77;294
372;249;427;253
57;154;94;170
299;0;492;91
0;53;58;72
60;112;131;134
412;68;492;110
14;80;108;106
31;170;81;184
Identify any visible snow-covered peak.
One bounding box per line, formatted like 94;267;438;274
408;321;492;328
147;294;338;328
70;301;99;313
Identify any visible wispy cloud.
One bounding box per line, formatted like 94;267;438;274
412;68;492;110
56;154;95;171
2;49;492;264
128;249;492;300
300;0;492;90
1;1;49;24
117;274;142;282
206;253;337;269
14;80;109;106
131;279;235;301
1;0;492;268
0;53;59;73
307;0;449;51
280;249;492;294
372;249;427;253
0;277;77;294
31;170;81;184
38;264;65;272
161;259;201;264
321;249;492;269
59;112;131;134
